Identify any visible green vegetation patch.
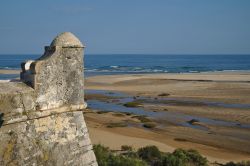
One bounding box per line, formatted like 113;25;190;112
93;144;147;166
96;111;111;114
94;144;209;166
106;122;128;128
224;161;250;166
162;148;208;166
143;122;157;129
132;115;152;123
138;145;162;163
123;101;142;107
85;93;118;101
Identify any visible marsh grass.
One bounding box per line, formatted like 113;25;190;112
158;93;170;97
107;122;127;128
132;115;152;123
123;101;142;107
174;138;188;142
143;122;157;128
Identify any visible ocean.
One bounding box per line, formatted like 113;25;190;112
0;54;250;79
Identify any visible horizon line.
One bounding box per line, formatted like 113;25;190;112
0;53;250;56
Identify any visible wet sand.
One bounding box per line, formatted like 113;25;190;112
0;69;20;74
85;72;250;164
86;72;250;104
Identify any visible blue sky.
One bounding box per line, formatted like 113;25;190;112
0;0;249;54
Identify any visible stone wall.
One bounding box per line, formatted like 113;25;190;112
0;32;97;166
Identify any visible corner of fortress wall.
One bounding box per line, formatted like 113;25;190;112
0;32;98;166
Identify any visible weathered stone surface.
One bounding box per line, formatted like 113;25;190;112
0;111;96;166
0;32;97;165
21;32;86;110
50;32;84;48
0;82;35;125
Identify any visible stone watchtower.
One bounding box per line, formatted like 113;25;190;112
21;32;87;110
0;32;97;165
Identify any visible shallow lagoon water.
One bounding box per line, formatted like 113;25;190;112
86;89;250;131
0;74;19;80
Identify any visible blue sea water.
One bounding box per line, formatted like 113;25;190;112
0;54;250;79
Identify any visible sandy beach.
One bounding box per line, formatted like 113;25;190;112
85;71;250;164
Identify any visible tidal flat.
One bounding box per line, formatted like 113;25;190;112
85;71;250;164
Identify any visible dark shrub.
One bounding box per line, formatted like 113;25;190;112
107;122;127;128
121;145;133;151
161;149;208;166
185;149;208;166
94;144;209;166
108;155;147;166
224;161;250;166
93;144;147;166
161;153;185;166
93;144;110;166
167;148;208;166
137;145;161;163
